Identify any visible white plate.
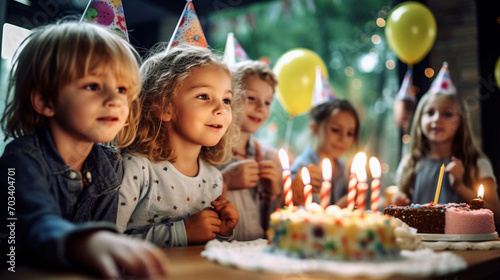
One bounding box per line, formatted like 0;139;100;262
417;232;498;241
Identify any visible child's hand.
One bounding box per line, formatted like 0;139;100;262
445;156;465;190
305;164;322;194
68;231;169;279
258;160;282;197
211;195;240;237
222;159;259;190
392;191;410;206
291;173;305;206
185;208;221;244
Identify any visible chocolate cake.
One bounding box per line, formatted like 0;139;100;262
383;204;447;233
383;203;496;234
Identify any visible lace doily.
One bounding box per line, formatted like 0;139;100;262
201;239;467;278
422;240;500;250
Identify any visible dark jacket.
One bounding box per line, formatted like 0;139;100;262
0;127;122;268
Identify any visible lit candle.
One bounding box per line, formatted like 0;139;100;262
470;184;485;210
320;158;332;209
302;167;313;207
355;153;368;212
369;157;381;212
433;164;445;205
347;152;365;210
279;149;293;208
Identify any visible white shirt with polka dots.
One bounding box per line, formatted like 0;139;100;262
117;153;223;247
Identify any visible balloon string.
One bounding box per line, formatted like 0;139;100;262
284;117;294;151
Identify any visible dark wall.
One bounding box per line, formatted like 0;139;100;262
476;0;500;194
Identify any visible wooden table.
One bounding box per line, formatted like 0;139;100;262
2;245;500;279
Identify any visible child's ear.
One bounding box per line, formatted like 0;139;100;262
157;104;173;122
31;90;55;117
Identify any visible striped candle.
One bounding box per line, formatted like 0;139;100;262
301;167;313;207
348;152;366;210
279;149;293;208
354;153;368;212
320;158;332;209
369;157;381;212
347;169;357;210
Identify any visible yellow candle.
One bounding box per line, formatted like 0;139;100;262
433;164;445;204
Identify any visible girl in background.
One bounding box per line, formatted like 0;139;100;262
218;60;282;241
0;21;169;278
394;92;500;224
117;44;243;247
290;99;360;207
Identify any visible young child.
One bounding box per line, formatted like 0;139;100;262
290;99;360;207
0;21;169;278
117;44;242;247
394;92;500;224
218;60;282;241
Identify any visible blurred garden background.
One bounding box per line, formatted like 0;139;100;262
208;0;402;185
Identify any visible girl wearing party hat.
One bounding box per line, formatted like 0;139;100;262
116;44;243;247
393;63;500;225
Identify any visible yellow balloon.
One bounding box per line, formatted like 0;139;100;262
495;56;500;89
385;2;437;65
273;49;328;116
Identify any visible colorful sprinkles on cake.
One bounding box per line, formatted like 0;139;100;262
266;203;401;261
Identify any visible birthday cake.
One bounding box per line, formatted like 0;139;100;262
266;203;409;261
383;203;496;234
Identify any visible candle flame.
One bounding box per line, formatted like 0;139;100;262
369;157;381;178
278;148;289;170
353;152;367;182
478;184;484;199
322;158;332;181
301;167;311;185
350;152;366;173
355;166;367;183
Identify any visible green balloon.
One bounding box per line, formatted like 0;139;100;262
385;2;437;65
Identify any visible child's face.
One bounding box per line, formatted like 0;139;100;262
170;65;233;147
241;76;273;134
420;95;460;145
316;110;356;159
49;69;130;144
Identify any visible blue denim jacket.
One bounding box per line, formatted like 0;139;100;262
0;127;122;268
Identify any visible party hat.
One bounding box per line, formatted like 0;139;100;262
396;69;417;101
166;0;208;52
223;32;250;66
311;66;336;107
81;0;129;42
428;62;457;95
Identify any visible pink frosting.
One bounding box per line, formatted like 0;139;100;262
444;208;495;234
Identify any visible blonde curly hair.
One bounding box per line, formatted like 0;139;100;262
121;44;245;165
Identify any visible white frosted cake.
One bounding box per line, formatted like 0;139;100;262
266;203;406;261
